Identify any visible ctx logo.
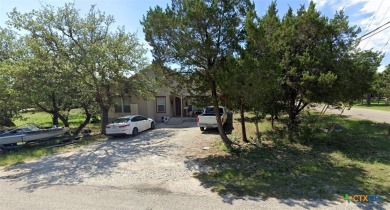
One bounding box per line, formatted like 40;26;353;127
344;194;382;203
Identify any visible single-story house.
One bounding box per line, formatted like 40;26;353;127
107;69;204;122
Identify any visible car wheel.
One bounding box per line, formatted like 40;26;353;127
132;127;138;136
150;122;155;129
200;127;205;131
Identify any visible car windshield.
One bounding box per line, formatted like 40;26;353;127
112;118;130;123
204;107;224;114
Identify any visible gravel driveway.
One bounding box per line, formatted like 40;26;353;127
0;122;387;210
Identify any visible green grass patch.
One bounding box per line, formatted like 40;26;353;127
355;100;390;112
13;109;93;127
11;109;100;133
196;114;390;201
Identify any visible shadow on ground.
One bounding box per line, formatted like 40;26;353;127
186;115;390;209
200;124;234;135
0;129;176;192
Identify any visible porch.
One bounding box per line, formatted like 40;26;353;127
170;96;203;118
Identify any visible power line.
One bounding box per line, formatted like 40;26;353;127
378;6;390;51
361;24;390;41
378;6;390;24
380;37;390;52
363;4;390;49
359;20;390;39
365;0;384;30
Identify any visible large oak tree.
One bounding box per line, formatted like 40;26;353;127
8;3;149;134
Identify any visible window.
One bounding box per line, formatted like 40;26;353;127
113;118;130;123
114;97;131;113
156;96;166;113
114;98;122;113
123;98;131;113
204;107;224;114
131;116;140;122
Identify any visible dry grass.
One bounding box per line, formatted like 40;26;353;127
193;112;390;202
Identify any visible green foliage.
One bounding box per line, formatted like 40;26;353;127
243;1;383;132
7;3;151;134
142;0;253;147
373;64;390;100
0;28;23;126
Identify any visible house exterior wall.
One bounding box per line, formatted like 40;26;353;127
108;103;138;122
132;96;148;117
153;87;173;122
107;74;196;121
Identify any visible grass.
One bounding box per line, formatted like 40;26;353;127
192;113;390;202
0;109;103;166
355;100;390;112
13;109;97;128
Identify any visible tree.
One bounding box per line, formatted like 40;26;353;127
270;2;382;131
375;65;390;103
217;57;250;143
243;1;284;141
142;0;251;149
8;3;149;134
0;27;23;127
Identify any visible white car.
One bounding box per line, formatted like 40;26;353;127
105;115;155;136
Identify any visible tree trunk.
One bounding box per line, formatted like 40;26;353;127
239;98;249;143
73;106;91;137
100;106;109;135
0;117;15;127
51;91;59;126
254;110;261;144
52;114;59;126
210;80;234;149
58;114;70;128
287;106;297;132
366;94;371;105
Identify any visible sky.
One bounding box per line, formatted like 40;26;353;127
0;0;389;72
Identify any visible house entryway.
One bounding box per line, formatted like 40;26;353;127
175;97;182;117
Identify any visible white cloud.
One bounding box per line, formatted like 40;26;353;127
378;65;386;72
312;0;390;71
312;0;369;11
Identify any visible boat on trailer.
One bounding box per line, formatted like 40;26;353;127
0;124;70;146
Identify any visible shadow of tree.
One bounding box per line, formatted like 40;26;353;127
0;129;177;192
200;124;234;135
186;116;390;208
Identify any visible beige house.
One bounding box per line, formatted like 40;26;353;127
107;70;203;122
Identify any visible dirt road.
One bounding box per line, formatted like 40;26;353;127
0;123;387;209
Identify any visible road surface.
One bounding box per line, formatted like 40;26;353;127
316;106;390;124
0;123;388;210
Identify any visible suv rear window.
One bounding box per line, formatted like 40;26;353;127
204;107;224;114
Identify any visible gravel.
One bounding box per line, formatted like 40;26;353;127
0;122;388;209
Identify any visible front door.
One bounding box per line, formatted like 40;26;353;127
175;97;181;117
